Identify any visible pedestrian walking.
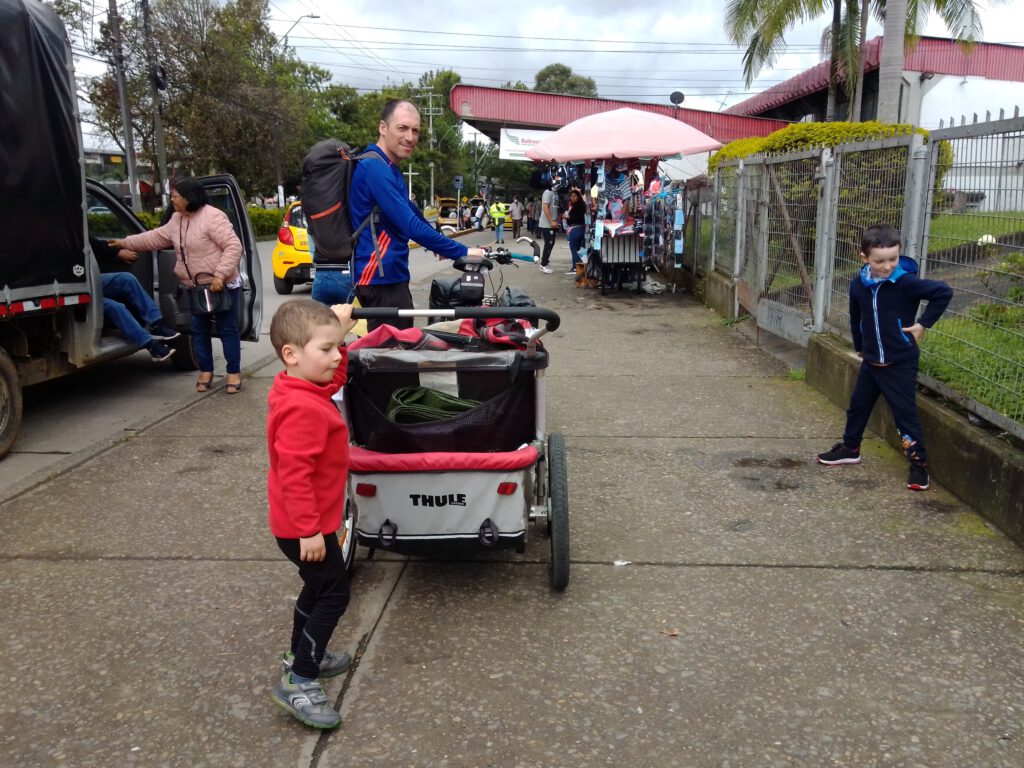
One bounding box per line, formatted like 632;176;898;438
509;196;524;239
538;185;557;273
489;200;506;244
816;224;953;491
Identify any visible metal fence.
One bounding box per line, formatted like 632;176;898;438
713;115;1024;439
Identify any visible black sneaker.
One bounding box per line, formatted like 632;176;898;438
816;442;862;465
907;462;930;491
148;321;181;341
146;341;175;362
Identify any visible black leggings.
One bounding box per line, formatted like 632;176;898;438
276;532;351;679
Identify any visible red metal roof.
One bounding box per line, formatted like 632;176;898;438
726;36;1024;116
449;85;788;144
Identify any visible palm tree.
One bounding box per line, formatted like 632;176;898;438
725;0;845;120
876;0;907;122
727;0;1004;123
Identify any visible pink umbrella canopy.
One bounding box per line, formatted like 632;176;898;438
525;107;723;162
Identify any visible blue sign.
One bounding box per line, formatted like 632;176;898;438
453;175;464;190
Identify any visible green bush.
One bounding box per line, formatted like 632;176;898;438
248;207;284;239
135;210;163;230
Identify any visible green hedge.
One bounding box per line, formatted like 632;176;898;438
248;207;285;239
709;121;949;174
125;207;284;239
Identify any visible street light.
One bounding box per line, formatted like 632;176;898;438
271;14;319;208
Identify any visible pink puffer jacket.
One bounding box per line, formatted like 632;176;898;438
121;205;242;287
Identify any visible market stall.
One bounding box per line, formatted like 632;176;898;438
526;108;721;294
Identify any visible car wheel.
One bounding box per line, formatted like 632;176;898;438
273;275;294;295
0;348;24;459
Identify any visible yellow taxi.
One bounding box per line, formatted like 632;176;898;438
436;197;460;228
272;201;311;295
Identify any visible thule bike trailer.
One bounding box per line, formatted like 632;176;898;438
344;303;569;590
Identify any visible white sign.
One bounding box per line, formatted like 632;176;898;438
499;128;556;161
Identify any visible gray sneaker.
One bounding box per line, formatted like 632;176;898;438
271;673;342;729
281;649;353;678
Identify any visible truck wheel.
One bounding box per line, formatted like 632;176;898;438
170;334;200;371
0;348;23;459
273;275;293;295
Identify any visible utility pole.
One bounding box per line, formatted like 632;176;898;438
140;0;168;208
414;89;443;149
271;15;319;208
107;0;142;211
404;165;419;200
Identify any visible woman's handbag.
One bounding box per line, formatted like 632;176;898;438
187;271;231;316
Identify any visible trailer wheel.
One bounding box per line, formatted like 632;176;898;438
340;499;358;574
0;348;23;459
547;432;570;590
170;334;200;371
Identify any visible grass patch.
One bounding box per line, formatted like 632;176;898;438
787;368;806;381
920;313;1024;423
927;210;1024;247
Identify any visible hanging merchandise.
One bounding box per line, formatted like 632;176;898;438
673;191;685;269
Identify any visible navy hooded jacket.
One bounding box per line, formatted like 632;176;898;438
849;255;952;365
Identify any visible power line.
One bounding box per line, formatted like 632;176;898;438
267;17;825;49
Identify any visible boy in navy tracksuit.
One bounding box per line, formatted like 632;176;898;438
817;224;953;491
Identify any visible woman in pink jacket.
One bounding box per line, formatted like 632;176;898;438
111;178;244;393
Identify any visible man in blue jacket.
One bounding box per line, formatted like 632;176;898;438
350;99;486;330
816;224;953;491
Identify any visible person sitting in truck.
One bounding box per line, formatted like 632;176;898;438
89;236;179;362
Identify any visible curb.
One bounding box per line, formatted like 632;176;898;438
0;350;281;508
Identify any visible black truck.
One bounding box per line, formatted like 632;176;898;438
0;0;263;458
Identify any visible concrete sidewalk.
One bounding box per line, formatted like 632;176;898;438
2;238;1024;767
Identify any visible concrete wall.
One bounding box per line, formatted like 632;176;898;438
806;334;1024;544
703;271;737;320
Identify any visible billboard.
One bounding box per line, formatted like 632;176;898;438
498;127;555;161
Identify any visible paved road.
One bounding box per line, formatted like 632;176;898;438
0;230;497;502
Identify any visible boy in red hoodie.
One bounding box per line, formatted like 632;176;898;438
267;299;356;729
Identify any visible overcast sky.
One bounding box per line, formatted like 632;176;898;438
78;0;1021;148
270;0;1022;113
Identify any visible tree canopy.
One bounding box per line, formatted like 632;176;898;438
47;2;595;206
533;64;598;97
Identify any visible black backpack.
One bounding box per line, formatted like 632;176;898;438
300;139;378;265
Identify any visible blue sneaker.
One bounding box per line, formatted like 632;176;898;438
145;341;175;362
148;321;180;341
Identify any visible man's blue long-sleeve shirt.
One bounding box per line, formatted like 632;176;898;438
349;144;467;286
